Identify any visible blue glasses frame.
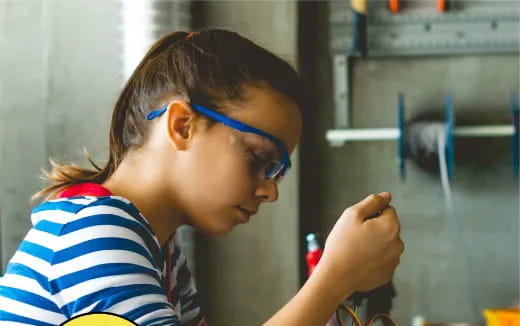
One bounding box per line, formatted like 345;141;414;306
146;103;292;179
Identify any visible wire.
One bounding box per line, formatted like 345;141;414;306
436;127;480;319
336;304;398;326
336;305;362;326
366;313;398;326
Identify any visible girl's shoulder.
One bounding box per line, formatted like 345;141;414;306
33;195;137;220
30;195;157;242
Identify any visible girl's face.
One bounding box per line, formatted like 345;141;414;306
171;83;302;235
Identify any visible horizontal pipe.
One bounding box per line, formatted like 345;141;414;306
453;125;514;137
327;128;400;141
326;125;514;142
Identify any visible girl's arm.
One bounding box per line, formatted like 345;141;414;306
263;263;353;326
264;193;404;326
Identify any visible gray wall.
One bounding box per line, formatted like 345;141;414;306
0;0;120;270
307;2;520;324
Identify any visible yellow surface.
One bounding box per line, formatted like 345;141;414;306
483;309;520;326
61;313;137;326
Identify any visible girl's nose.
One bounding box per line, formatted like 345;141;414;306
254;177;279;202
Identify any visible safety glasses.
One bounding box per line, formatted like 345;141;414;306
146;103;292;180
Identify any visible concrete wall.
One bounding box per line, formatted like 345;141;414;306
194;2;301;326
302;1;520;324
0;0;120;270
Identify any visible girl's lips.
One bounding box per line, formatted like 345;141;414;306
235;206;256;222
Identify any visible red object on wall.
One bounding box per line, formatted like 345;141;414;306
389;0;399;13
437;0;447;12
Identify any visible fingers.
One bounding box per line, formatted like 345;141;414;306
365;204;403;250
381;205;399;225
378;206;405;256
350;193;392;221
370;205;401;238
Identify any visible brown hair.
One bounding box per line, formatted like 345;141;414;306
32;29;304;202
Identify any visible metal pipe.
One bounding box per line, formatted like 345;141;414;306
326;125;514;143
120;0;191;80
453;125;514;137
327;128;400;141
121;0;157;81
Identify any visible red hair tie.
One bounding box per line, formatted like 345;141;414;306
186;31;198;40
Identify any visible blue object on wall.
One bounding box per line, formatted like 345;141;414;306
511;91;519;178
445;94;455;180
398;93;406;181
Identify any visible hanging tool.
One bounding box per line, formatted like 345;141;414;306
351;0;368;57
437;0;449;13
388;0;399;14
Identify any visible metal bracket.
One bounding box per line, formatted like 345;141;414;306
332;55;349;129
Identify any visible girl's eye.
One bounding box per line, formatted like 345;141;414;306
247;149;270;171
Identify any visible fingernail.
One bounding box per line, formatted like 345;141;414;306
379;192;391;200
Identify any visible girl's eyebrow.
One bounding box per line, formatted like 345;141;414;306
233;127;282;158
248;136;281;159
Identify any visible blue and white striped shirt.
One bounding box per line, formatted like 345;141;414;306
0;196;205;325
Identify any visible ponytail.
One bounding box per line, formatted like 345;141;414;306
31;150;111;202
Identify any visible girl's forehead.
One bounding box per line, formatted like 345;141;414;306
222;84;302;152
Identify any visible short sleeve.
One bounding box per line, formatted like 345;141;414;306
48;197;181;325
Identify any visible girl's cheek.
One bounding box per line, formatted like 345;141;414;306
225;162;256;193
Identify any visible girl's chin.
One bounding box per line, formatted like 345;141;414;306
192;218;236;237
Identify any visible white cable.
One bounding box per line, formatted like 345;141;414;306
436;126;454;216
436;126;480;321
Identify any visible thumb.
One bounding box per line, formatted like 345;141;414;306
352;192;391;220
379;191;391;201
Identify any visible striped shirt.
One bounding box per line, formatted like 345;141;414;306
0;195;206;325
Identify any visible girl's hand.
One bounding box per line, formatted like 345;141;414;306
316;192;404;301
263;192;403;326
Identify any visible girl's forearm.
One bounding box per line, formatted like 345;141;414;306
263;264;353;326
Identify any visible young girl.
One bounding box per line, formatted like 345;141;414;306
0;29;404;326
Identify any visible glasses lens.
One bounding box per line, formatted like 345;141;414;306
227;127;289;182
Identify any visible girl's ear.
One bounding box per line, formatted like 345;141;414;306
165;100;197;150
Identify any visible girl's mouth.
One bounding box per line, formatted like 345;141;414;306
235;206;256;222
